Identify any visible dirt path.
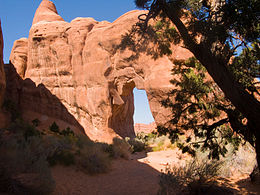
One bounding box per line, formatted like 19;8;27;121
51;152;160;195
51;150;260;195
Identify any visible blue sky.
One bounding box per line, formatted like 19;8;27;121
0;0;155;124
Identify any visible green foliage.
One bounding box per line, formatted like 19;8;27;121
60;127;75;137
157;57;245;159
126;137;147;153
118;14;181;61
222;0;260;42
129;0;260;160
129;0;260;173
135;0;153;9
230;41;260;94
49;122;60;133
152;139;165;152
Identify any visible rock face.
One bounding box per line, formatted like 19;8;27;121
134;122;156;134
0;21;5;106
9;0;192;142
0;21;7;128
32;0;64;25
10;38;28;78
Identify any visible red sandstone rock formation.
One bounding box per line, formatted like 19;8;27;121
9;0;192;142
0;21;5;106
10;38;28;78
134;122;157;134
32;0;64;25
0;21;7;128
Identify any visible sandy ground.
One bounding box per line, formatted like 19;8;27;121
51;150;260;195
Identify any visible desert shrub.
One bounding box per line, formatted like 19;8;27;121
127;137;147;153
147;132;157;140
110;138;131;159
75;135;94;149
0;134;55;194
158;159;224;195
60;127;75;137
77;145;111;175
49;122;60;133
32;118;40;127
23;124;41;140
47;150;75;166
125;133;175;152
94;142;113;154
152;140;165;152
226;143;256;177
7;119;41;140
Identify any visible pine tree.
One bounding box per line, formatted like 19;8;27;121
120;0;260;167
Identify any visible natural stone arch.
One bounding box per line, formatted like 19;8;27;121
9;0;193;142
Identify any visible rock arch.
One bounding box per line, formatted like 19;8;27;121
8;0;192;142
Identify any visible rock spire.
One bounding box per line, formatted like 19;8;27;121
32;0;64;25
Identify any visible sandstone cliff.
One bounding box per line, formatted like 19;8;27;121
0;21;7;128
134;122;157;134
9;0;192;141
0;21;5;107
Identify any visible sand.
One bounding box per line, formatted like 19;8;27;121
51;150;260;195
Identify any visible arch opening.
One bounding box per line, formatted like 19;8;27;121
133;88;155;134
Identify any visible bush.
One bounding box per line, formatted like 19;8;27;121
127;137;146;153
75;135;94;149
49;122;60;133
47;150;75;166
32;118;40;127
77;145;111;175
111;138;131;159
60;127;75;137
0;135;55;194
24;124;41;140
7;119;41;140
158;159;226;195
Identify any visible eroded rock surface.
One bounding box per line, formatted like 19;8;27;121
9;0;192;141
0;21;7;128
10;38;28;78
135;122;157;134
0;21;5;106
32;0;64;25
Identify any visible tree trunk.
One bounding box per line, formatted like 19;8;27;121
256;134;260;168
251;128;260;181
